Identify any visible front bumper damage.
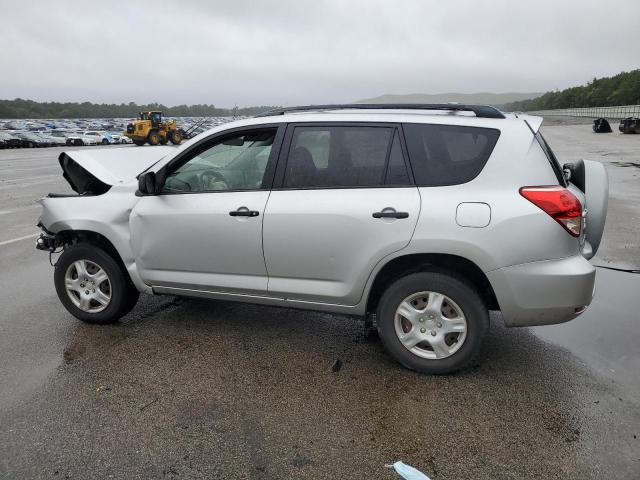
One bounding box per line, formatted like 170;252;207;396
35;225;63;252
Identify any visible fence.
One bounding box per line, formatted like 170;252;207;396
526;105;640;120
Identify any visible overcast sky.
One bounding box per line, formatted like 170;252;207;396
1;0;639;107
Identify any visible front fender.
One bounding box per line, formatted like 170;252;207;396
39;186;152;294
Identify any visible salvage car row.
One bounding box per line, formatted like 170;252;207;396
0;130;133;148
0;117;238;149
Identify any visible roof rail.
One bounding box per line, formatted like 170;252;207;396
256;103;506;119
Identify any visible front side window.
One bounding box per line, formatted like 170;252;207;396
284;126;409;188
403;123;500;186
162;129;276;193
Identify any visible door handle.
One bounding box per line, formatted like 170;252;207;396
229;208;259;217
373;210;409;219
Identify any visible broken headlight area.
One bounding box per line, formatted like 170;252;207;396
35;225;63;252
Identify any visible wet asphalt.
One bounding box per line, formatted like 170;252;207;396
0;127;639;479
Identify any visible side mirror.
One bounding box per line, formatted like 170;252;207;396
138;171;157;195
222;136;244;146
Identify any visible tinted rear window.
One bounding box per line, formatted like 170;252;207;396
403;124;500;186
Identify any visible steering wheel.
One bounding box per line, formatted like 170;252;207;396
200;169;230;190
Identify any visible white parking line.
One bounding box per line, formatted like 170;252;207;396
0;233;39;247
0;205;40;216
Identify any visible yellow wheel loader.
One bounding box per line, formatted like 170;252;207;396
124;111;183;146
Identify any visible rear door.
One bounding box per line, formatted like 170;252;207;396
263;123;420;306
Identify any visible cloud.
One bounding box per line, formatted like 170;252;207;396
1;0;638;106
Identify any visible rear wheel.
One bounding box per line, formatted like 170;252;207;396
54;243;139;324
169;130;182;145
159;135;168;145
376;272;488;374
101;138;109;145
147;130;160;146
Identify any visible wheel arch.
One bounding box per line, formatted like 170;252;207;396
365;253;499;315
56;230;129;277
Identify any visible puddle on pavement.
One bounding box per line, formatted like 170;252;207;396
612;161;640;168
533;267;640;397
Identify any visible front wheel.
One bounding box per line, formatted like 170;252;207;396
133;140;146;146
147;130;160;146
376;272;488;374
54;243;139;324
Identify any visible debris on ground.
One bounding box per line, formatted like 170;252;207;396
387;461;432;480
331;359;343;372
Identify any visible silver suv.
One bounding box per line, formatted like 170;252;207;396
36;104;608;374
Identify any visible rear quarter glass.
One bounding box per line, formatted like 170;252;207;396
403;123;500;186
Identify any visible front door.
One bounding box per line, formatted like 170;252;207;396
130;126;281;295
263;124;420;306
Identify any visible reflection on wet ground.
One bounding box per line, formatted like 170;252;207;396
612;161;640;169
534;268;640;395
2;275;639;479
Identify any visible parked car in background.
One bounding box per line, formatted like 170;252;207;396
109;133;122;143
36;132;66;146
14;131;50;147
84;131;113;145
108;133;132;144
35;104;608;374
0;132;22;148
48;130;72;144
66;132;99;146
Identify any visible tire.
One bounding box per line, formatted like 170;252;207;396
133;140;146;146
376;272;488;374
102;138;109;145
169;130;182;145
54;243;139;324
159;136;168;145
147;130;160;146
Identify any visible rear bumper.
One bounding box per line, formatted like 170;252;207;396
487;255;596;327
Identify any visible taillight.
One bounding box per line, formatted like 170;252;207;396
519;186;582;237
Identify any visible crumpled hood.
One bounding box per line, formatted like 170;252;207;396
58;146;174;193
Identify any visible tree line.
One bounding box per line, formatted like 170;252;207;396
0;99;280;119
505;69;640;112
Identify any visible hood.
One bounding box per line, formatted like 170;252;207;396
58;146;173;194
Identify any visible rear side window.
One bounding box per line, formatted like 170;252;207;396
403;124;500;186
284;126;411;188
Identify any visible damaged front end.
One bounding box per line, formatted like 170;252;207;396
56;146;173;195
35;224;63;252
35;147;172;289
